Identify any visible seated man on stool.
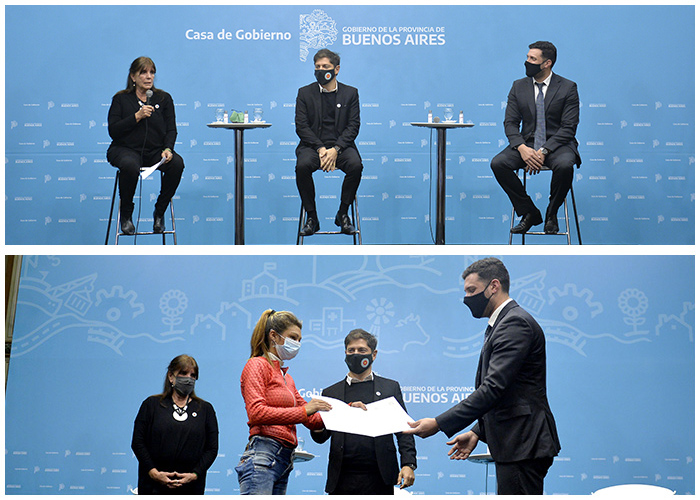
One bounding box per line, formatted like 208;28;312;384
295;48;363;237
491;41;580;235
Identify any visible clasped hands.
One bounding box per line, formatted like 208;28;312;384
149;468;196;489
318;146;338;172
405;419;479;461
517;144;546;175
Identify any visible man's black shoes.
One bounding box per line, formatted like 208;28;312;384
335;213;356;235
544;216;559;234
299;218;320;236
510;211;543;234
153;211;165;234
120;217;135;235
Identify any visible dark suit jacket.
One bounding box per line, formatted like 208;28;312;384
311;375;416;493
435;300;560;463
503;73;581;165
295;81;361;155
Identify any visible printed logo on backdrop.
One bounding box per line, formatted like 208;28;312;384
299;9;338;61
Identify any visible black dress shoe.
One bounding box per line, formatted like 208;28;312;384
510;211;543;234
153;211;165;234
120;217;135;235
335;213;356;235
299;218;320;236
545;217;559;234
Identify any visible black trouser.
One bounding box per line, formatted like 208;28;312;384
107;145;185;217
295;146;363;215
491;143;576;219
495;456;554;495
330;465;393;495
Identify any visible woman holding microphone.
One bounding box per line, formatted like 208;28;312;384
107;56;184;235
237;309;332;495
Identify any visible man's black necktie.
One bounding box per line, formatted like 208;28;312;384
476;325;494;385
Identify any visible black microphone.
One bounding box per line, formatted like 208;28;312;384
146;89;153;106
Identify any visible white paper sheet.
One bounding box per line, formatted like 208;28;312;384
140;157;166;179
317;395;415;437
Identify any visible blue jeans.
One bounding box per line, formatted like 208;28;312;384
236;435;295;495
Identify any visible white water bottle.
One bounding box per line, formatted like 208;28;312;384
459;110;464;124
428;110;433;123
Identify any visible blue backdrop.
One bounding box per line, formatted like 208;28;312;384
4;5;695;244
5;255;695;494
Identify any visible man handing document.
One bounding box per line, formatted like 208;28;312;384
311;329;416;495
405;258;560;495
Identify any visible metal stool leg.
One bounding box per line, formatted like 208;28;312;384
563;194;571;245
168;196;177;245
296;203;306;245
115;197;122;245
570;183;582;244
105;171;119;245
508;169;583;245
110;169;178;245
157;171;177;245
295;198;361;244
352;197;362;245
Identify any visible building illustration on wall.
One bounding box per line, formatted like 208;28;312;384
242;263;288;299
308;307;356;338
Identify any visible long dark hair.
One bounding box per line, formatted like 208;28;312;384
157;354;201;405
118;56;159;95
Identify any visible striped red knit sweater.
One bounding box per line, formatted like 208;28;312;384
240;356;324;447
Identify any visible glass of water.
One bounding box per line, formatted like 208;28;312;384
444;107;454;122
253;107;264;122
215;108;224;123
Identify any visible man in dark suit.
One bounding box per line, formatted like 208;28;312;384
311;329;417;494
491;41;580;235
295;48;363;237
406;258;560;495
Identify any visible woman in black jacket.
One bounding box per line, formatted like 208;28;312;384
131;355;218;494
107;56;184;235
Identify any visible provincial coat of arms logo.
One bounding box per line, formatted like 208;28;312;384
299;9;337;61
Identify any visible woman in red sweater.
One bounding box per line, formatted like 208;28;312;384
237;309;332;495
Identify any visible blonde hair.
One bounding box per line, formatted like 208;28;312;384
250;309;302;362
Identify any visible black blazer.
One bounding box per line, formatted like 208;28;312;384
294;81;361;154
435;300;560;463
503;73;581;165
311;375;416;493
107;90;177;154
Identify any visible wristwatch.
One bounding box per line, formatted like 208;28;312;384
405;464;417;470
540;147;551;156
333;145;342;154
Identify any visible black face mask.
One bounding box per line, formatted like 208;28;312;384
463;283;494;319
173;376;195;396
315;68;336;86
345;353;373;374
525;61;544;78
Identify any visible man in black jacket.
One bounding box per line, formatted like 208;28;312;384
295;48;363;237
491;41;580;235
311;329;416;494
406;258;560;494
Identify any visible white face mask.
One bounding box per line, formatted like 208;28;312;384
274;334;301;361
